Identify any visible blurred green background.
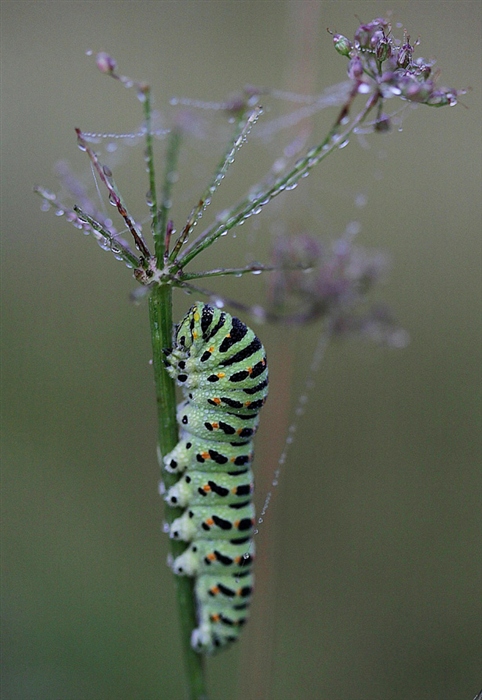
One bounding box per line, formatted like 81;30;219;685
1;2;481;699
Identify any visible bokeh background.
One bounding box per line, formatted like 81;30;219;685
1;2;481;699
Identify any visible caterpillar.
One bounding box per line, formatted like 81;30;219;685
162;303;268;654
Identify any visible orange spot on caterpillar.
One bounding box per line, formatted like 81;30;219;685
201;452;210;459
202;484;211;492
212;422;219;429
210;613;221;622
206;552;216;561
217;372;225;378
212;398;221;405
210;586;220;595
205;518;214;526
247;366;253;374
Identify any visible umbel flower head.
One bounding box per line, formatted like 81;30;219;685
266;232;408;348
330;17;463;113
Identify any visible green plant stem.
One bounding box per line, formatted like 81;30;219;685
148;283;208;700
177;88;378;268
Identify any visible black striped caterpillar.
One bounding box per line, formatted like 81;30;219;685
162;303;268;654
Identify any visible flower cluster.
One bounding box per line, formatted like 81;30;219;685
266;233;407;347
331;17;462;116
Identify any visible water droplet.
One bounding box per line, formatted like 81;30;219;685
338;139;349;149
251;269;262;275
55;209;64;217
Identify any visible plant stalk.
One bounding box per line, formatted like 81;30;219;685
148;283;208;700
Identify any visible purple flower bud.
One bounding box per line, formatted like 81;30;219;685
376;37;392;62
370;29;385;49
354;25;372;49
347;56;364;80
397;38;413;69
96;52;117;74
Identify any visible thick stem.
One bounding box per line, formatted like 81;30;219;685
148;284;208;700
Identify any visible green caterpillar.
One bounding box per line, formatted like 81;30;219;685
163;303;268;654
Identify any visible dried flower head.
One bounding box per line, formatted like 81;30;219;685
267;232;406;347
329;18;465;109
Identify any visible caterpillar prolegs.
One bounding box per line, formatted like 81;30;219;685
162;303;268;654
